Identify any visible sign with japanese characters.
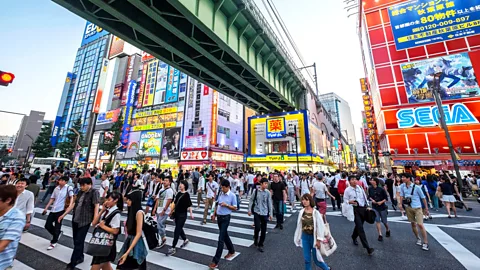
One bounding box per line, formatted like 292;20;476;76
266;118;286;139
388;0;480;50
401;52;480;103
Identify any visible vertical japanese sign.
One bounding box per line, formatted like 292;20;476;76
153;62;169;105
93;58;109;113
210;90;219;145
50;116;63;147
165;68;180;103
119;80;137;152
388;0;480;50
121;56;133;106
136;63;148;108
266;118;286;139
143;60;158;107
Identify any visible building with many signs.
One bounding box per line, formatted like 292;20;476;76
358;0;480;173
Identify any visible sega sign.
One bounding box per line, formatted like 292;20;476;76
396;103;478;128
81;22;109;46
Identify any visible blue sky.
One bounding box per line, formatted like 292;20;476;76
0;0;364;140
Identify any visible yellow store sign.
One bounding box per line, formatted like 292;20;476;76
247;155;313;162
134;107;177;118
132;121;176;131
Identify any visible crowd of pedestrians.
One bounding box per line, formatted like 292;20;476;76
0;165;477;270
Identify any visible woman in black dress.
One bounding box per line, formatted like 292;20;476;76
167;180;194;256
91;192;123;270
117;190;148;269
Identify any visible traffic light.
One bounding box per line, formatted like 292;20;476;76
7;148;12;153
0;71;15;86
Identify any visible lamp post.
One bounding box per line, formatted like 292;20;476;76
70;128;81;164
283;125;300;173
320;122;329;163
432;72;463;190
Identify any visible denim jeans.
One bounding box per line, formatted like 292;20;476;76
301;232;329;270
213;215;234;264
235;194;240;210
429;192;439;209
273;200;284;225
157;214;169;239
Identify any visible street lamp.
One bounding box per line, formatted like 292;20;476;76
282;125;300;173
70;128;81;163
432;72;463;190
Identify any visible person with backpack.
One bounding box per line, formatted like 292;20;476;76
248;178;273;252
327;171;342;211
337;172;349;200
117;190;147;269
202;173;219;225
64;177;100;269
154;175;174;249
42;176;74;250
90;191;123;270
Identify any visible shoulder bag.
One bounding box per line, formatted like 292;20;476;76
86;209;121;256
169;192;185;220
318;222;337;257
143;211;159;250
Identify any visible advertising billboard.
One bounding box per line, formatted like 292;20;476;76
136;63;147;108
139;130;163;156
388;0;480;50
142;60;158;107
125;132;141;159
162;127;181;159
50;116;62;147
211;90;218;145
402;52;480;103
119;80;136;152
97;108;121;125
93;58;109;113
248;110;310;157
165;68;180;103
108;36;125;59
81;22;109;46
153;62;169;105
184;135;208;149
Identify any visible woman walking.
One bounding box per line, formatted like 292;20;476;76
394;175;407;219
117;190;148;269
437;177;458;218
424;175;439;211
294;194;330;270
91;192;123;270
167;180;194;256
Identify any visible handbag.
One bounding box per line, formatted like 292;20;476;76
143;213;159;250
318;223;337;257
86;209;121;256
169;193;185;220
365;209;376;224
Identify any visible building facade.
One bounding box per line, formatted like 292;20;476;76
359;0;480;172
12;110;46;161
319;92;357;145
0;135;15;149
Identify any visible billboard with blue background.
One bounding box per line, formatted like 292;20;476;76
401;52;480;103
81;21;109;46
119;80;137;153
50;116;62;147
388;0;480;50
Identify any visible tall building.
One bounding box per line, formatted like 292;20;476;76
0;135;15;149
52;21;111;146
358;0;480;172
12;110;46;161
319;92;357;146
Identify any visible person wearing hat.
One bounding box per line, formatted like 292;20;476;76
311;173;334;223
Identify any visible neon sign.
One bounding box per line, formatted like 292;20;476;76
396;103;478;128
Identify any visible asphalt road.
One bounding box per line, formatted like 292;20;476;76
14;188;480;270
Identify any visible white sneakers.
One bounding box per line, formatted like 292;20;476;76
47;243;56;250
416;238;422;246
422;243;429;251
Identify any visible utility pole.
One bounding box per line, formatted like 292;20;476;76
84;113;99;169
432;73;463;190
294;125;300;173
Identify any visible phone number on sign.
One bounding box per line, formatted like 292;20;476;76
413;16;470;33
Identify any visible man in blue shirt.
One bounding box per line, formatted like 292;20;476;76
399;173;430;251
209;180;237;269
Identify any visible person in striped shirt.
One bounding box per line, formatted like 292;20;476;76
0;185;26;269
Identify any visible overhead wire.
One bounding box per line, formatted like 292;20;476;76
260;0;290;50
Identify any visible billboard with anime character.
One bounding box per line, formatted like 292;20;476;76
401;52;480;103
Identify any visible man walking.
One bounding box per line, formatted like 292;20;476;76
191;168;200;195
41;170;60;203
248;178;272;252
344;175;375;255
42;168;51;190
399;173;430;251
368;177;391;241
209;180;237;269
65;177;100;269
14;178;35;232
385;173;396;210
202;173;219;225
269;173;287;230
196;170;205;210
327;171;341;211
154;176;174;249
42;176;74;250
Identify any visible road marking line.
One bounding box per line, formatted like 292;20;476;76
425;225;480;270
12;260;35;270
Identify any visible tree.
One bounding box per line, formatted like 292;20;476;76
31;122;54;158
100;114;123;162
57;118;84;160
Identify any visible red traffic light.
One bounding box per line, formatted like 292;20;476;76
7;148;12;153
0;71;15;86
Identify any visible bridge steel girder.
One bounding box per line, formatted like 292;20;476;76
52;0;273;112
168;0;302;110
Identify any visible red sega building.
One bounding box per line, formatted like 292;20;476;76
358;0;480;171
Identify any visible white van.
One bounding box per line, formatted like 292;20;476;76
29;157;72;175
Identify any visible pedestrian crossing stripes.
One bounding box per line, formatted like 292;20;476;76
15;198;295;270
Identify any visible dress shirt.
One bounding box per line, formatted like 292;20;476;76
14;190;34;215
51;185;74;213
399;182;425;209
216;190;237;215
343;185;368;207
248;189;273;218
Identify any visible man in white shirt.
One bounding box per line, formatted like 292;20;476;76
42;176;74;250
100;174;110;200
292;170;300;200
343;175;374;256
202;173;219;225
196;171;206;210
246;172;255;196
231;173;241;210
14;178;34;231
154;175;174;249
